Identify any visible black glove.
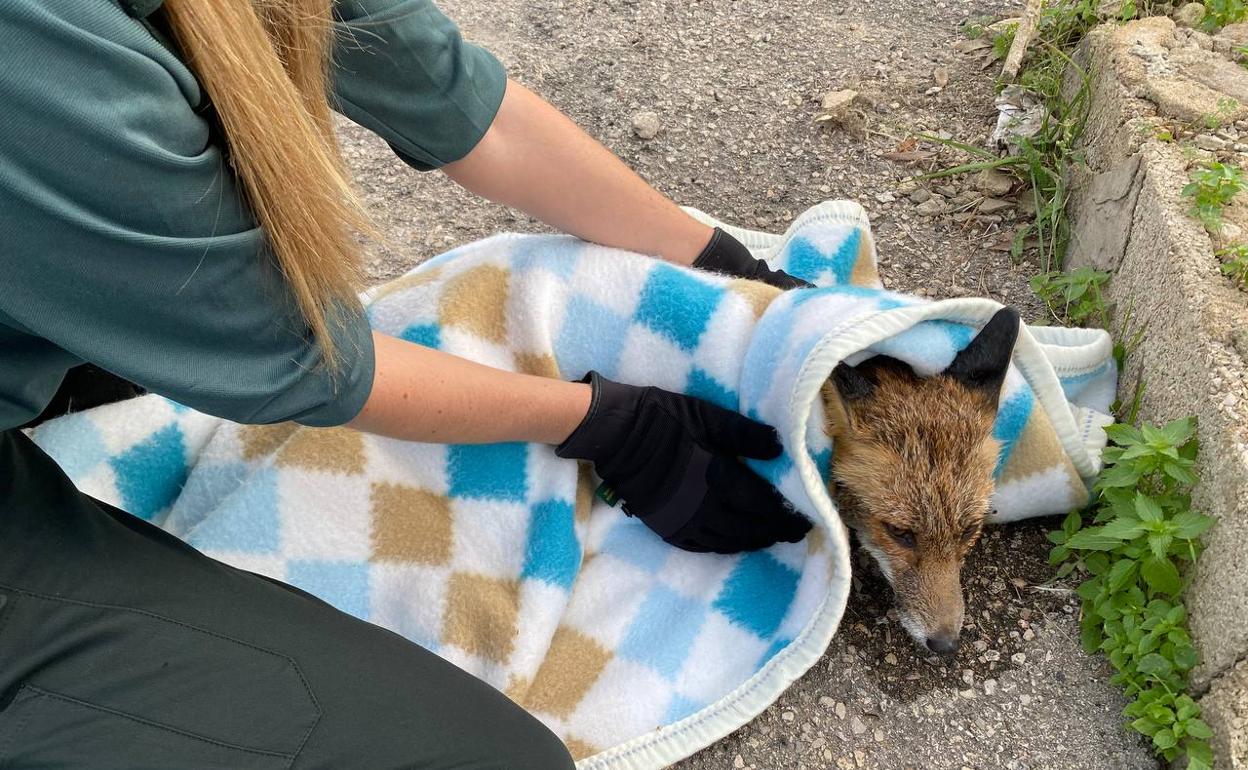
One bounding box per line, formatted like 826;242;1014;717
556;372;812;553
692;228;814;290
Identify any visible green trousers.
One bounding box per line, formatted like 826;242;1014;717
0;430;575;769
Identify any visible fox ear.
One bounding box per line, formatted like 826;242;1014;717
945;306;1021;397
831;361;875;402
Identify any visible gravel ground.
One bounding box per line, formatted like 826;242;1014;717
336;0;1157;767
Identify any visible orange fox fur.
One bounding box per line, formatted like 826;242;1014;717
819;307;1019;654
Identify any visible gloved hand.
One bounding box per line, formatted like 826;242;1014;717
556;372;812;553
692;227;814;290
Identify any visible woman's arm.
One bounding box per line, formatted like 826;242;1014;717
443;80;714;266
346;332;591;445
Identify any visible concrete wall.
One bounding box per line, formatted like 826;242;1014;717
1067;17;1248;768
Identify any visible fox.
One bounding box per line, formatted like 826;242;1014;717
820;307;1021;656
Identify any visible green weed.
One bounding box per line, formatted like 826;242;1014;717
1202;0;1248;30
1201;97;1239;131
993;23;1018;61
1182;161;1247;232
1218;243;1248;286
1030;266;1111;325
1049;418;1215;769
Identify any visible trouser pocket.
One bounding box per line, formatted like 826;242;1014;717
0;685;292;769
0;589;318;769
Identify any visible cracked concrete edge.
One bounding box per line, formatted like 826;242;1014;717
1206;657;1248;768
1068;18;1248;769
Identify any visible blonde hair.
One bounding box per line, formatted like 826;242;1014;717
164;0;366;369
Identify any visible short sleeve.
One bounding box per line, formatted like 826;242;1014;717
331;0;507;171
0;1;374;428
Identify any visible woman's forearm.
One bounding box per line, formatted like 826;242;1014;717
443;79;713;265
346;332;591;445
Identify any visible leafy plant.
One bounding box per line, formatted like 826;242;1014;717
992;23;1018;61
1202;0;1248;30
1030;266;1111;325
1049;418;1216;769
1182;161;1247;232
1218;243;1248;286
1201;97;1239;131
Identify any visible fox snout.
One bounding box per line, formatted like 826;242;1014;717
860;532;967;655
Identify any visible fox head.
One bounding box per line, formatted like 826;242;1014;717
822;307;1021;655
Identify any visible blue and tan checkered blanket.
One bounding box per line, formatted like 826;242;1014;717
31;201;1117;769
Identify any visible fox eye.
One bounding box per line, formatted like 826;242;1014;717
883;522;916;548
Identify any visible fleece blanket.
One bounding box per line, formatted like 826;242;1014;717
30;201;1117;769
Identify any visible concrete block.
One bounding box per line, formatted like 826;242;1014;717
1071;17;1248;768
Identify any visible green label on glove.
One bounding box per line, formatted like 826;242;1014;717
595;481;621;507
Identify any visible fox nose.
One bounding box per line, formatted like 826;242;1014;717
925;632;959;656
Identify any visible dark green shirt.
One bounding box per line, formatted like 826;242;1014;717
0;0;506;431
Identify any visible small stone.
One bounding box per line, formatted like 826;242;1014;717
836;702;847;719
875;191;896;203
1195;134;1228;151
850;716;868;735
915;198;948;217
979;197;1014;214
934;67;950;88
983;649;1001;662
1021;693;1033;706
984;678;998;696
819;695;835;708
782;710;796;722
884;652;899;665
873;728;885;742
962;669;975;685
1231;327;1248;359
975;169;1015;197
909;187;933;204
1176;2;1206;27
1011;652;1028;665
960;688;976;699
820;89;859;116
734;754;746;769
631;111;661;140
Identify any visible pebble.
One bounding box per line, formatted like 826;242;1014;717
1195;134;1228;151
975;169;1015;197
836;702;847;719
915;198;949;217
850;716;868;735
933;66;950;88
875;191;896;203
782;710;796;722
979;197;1014;214
820;89;859;117
1176;2;1206;27
884;653;899;665
631;110;661;139
1012;652;1028;665
985;678;998;696
909;187;933;203
734;754;746;769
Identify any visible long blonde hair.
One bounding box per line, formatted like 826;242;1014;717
164;0;365;369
